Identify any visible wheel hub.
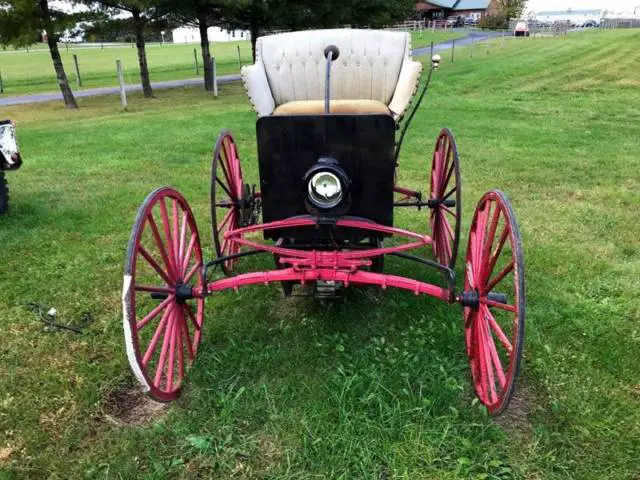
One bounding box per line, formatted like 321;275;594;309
459;290;480;309
175;283;194;304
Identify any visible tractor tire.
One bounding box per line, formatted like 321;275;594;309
0;172;8;215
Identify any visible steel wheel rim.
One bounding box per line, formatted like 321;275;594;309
464;190;525;415
430;128;462;269
123;187;205;402
211;131;243;277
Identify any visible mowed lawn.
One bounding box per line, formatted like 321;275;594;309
0;41;251;96
1;30;639;479
0;31;464;97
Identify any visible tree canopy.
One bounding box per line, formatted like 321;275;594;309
0;0;83;107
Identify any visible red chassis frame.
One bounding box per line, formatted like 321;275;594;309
196;213;452;303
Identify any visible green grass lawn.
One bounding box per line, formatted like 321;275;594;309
410;29;467;50
1;29;639;479
0;41;251;96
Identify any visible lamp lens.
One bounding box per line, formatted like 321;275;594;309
308;171;343;208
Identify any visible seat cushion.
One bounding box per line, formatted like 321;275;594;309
273;100;390;116
259;29;409;106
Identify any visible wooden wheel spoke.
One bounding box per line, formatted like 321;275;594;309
138;245;173;285
475;315;488;401
181;233;197;277
135;285;174;294
172;199;180;269
136;294;175;330
218;145;233;188
480;318;499;402
142;303;174;367
480;204;501;279
443;205;457;218
177;311;185;380
484;260;514;293
484;316;507;390
183;302;201;331
442;214;455;242
480;297;517;312
440;155;455;196
218;208;235;233
146;215;176;280
482;325;498;404
472;223;485;285
178;210;188;266
166;312;179;391
180;305;195;360
483;305;513;353
216;176;233;199
184;261;203;284
487;227;509;280
442;186;457;201
153;309;176;388
439;225;452;264
159;199;178;278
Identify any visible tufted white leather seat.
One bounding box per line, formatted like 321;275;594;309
241;29;423;121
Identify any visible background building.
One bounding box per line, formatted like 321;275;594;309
415;0;498;21
172;26;250;44
535;9;602;24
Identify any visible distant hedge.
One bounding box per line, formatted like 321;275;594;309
478;14;509;30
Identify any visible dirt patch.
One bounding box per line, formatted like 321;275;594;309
0;446;15;465
103;384;168;427
495;385;544;439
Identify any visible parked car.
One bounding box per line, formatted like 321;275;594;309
446;16;465;27
582;20;599;28
465;16;478;26
514;21;530;37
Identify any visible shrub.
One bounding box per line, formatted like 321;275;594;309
478;14;509;30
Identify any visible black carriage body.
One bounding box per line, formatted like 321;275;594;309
257;114;396;242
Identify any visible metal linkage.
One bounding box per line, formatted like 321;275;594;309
194;215;457;303
195;267;451;302
389;251;456;302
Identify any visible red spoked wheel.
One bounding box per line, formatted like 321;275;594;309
211;130;246;277
123;187;205;402
464;190;525;415
430;128;462;269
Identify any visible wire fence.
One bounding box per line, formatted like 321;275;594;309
0;42;250;96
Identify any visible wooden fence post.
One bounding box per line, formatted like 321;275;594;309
470;36;474;57
116;59;127;111
430;41;434;59
237;45;242;67
212;56;218;97
194;48;199;75
0;72;4;94
73;54;82;87
451;38;455;62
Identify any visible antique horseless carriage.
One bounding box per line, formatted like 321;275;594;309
0;120;23;215
122;30;526;415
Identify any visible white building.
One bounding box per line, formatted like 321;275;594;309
535;9;602;25
172;26;251;44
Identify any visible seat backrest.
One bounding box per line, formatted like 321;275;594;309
257;29;409;107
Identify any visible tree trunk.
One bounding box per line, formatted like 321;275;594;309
250;5;259;62
132;9;154;98
198;14;213;91
38;0;77;108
